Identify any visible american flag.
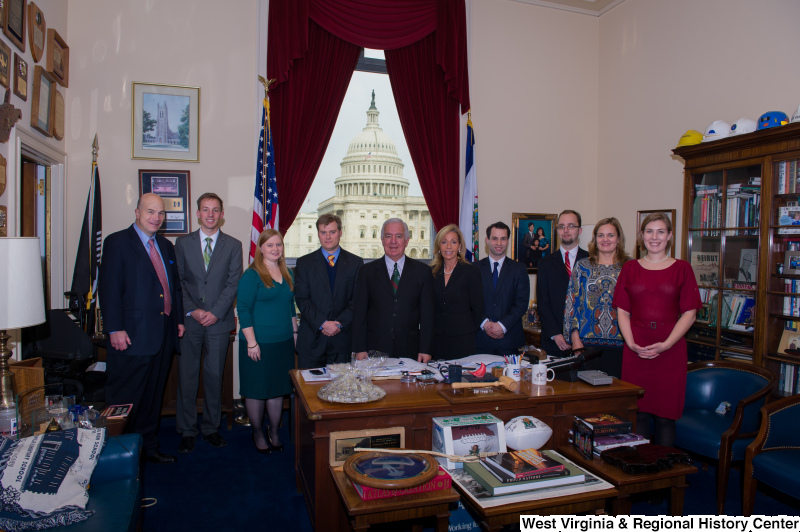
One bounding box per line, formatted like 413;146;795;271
250;95;279;263
460;116;478;262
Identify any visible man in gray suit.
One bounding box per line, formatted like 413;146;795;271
295;214;363;369
175;193;243;453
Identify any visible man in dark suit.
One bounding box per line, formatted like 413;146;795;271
475;221;530;355
295;214;363;369
522;222;536;267
352;218;434;362
99;193;185;464
536;209;589;356
174;193;243;453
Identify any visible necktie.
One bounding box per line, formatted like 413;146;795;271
391;263;400;294
565;251;572;278
328;254;335;267
149;238;172;315
492;261;499;290
203;237;213;270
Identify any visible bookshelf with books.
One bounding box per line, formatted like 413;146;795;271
674;122;800;397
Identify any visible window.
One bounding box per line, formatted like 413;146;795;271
372;213;377;219
421;230;425;239
360;213;365;219
360;229;365;238
372;229;377;238
409;230;413;239
307;235;312;243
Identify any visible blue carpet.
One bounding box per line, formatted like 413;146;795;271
141;415;799;531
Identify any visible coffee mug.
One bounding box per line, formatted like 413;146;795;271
532;363;555;385
503;363;522;382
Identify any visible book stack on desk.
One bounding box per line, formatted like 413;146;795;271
463;449;585;496
571;413;634;460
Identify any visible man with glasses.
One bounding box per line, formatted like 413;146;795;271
537;210;588;356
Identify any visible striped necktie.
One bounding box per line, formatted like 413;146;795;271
148;237;172;315
203;237;213;270
565;251;572;278
328;254;335;267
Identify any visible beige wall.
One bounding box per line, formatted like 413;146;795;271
598;0;800;255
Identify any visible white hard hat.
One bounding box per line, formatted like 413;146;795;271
702;120;731;142
729;118;757;136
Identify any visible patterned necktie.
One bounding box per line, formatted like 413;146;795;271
203;237;213;270
149;237;171;315
328;254;335;267
391;263;400;294
565;251;572;278
492;261;499;290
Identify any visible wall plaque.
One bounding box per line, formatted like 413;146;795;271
3;0;25;53
0;154;6;197
52;87;62;140
26;1;42;62
0;39;9;89
30;65;53;136
45;28;66;87
13;53;25;100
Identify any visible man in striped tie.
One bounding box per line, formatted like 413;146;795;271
295;214;363;369
352;218;434;362
99;193;185;464
536;210;588;357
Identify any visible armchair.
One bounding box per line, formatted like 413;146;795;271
674;361;774;515
743;393;800;516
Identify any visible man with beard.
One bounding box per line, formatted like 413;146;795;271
537;210;588;356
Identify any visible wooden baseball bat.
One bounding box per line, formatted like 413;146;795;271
451;376;519;392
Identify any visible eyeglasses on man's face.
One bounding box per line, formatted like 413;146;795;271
556;224;579;231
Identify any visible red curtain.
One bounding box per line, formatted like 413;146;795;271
267;0;470;231
386;33;461;230
268;21;361;233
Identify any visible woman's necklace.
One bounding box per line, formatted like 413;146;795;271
643;254;669;264
444;266;455;275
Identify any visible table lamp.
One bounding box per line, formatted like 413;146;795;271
0;237;46;408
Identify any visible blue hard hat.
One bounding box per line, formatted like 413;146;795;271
757;111;789;130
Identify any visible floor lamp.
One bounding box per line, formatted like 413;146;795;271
0;238;46;408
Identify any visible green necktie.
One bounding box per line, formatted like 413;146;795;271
203;237;213;269
391;263;400;294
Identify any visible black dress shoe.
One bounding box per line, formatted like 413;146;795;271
267;432;284;452
178;436;195;454
252;431;270;454
202;432;228;448
146;451;177;464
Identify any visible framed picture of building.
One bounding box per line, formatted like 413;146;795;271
635;209;676;259
139;169;191;236
511;212;557;273
132;82;199;162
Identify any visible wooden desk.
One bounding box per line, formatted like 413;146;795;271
291;371;642;529
330;467;459;531
559;445;697;516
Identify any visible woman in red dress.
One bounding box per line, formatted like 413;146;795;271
612;213;701;446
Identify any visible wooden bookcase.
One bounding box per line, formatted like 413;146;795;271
674;122;800;397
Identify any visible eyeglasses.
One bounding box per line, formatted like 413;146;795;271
556;224;579;231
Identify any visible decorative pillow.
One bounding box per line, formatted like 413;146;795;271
0;428;106;531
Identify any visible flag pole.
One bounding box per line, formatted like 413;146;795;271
257;76;275;228
86;135;98;321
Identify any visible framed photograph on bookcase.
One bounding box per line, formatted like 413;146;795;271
785;251;800;275
511;212;556;273
635;209;676;259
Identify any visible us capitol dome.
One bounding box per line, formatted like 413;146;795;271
284;92;431;259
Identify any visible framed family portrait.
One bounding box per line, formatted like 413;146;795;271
138;169;191;236
511;212;557;273
785;251;800;275
132;82;199;162
635;209;677;259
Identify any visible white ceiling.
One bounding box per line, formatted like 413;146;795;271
511;0;626;17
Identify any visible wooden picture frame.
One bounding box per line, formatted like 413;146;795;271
132;82;199;162
343;451;438;490
635;209;677;259
511;212;557;273
44;28;67;87
138;169;191;236
30;65;53;136
328;427;405;467
26;1;43;63
3;0;25;53
52;88;63;140
13;53;26;101
0;39;10;89
785;251;800;275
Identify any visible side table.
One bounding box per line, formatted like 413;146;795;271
558;445;697;516
330;466;460;532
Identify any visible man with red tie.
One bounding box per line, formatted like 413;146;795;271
99;193;185;464
536;210;588;356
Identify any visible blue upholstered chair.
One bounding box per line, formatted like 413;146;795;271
675;361;774;515
743;393;800;516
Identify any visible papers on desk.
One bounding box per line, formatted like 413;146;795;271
449;450;613;509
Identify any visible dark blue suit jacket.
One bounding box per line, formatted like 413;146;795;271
99;225;184;356
475;257;530;355
536;247;589;354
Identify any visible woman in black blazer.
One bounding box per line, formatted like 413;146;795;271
430;224;484;360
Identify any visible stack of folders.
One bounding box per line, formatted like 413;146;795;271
463;449;585;496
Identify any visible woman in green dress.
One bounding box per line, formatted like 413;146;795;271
237;229;297;453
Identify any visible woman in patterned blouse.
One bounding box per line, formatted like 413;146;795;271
563;217;630;377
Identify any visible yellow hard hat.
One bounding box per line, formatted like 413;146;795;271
677;129;703;147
